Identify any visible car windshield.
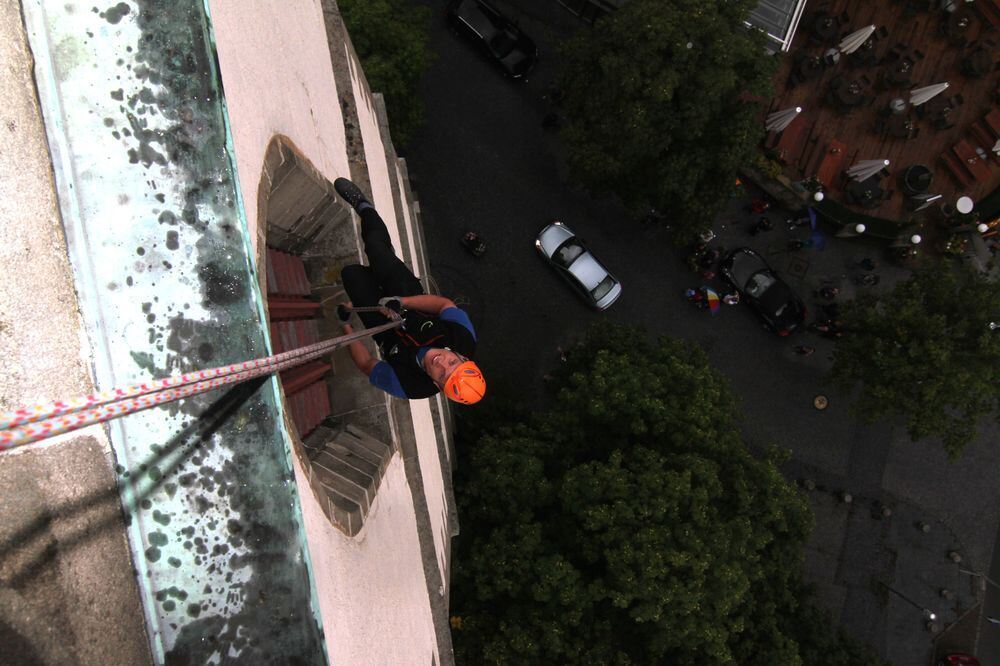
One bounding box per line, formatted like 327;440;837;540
553;240;585;268
591;275;616;301
746;271;777;297
489;30;518;57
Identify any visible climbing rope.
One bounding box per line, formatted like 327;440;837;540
0;305;400;451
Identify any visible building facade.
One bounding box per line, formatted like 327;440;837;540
0;0;455;663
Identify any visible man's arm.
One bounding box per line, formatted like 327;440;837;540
398;294;456;315
342;323;379;375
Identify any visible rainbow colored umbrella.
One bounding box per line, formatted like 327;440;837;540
702;287;721;314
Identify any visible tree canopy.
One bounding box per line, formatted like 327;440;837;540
556;0;775;242
452;324;883;664
830;260;1000;459
338;0;433;145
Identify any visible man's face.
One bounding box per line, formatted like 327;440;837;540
423;348;464;386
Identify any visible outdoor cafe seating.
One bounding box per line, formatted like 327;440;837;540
962;47;994;78
849;37;880;67
943;6;978;46
827;76;874;113
880;56;915;89
845;176;886;210
809;10;848;44
789;53;824;86
876;113;919;140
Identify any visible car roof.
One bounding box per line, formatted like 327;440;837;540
568;252;609;290
537;222;574;255
727;247;769;288
453;0;499;40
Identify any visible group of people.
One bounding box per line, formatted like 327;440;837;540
684;236;739;309
807;284;846;340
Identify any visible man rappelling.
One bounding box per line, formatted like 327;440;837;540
334;178;486;405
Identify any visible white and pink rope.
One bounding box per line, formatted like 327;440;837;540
0;318;400;451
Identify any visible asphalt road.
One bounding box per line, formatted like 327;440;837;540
404;1;856;468
400;3;999;663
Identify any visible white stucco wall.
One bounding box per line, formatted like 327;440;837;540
207;2;445;662
291;453;440;664
349;47;452;588
410;400;450;584
207;0;350;246
345;50;397;244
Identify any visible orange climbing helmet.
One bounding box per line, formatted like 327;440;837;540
443;361;486;405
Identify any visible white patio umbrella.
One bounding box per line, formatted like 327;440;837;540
838;25;876;54
909;82;950;106
765;106;802;132
846;159;890;182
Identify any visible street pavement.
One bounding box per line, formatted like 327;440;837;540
402;2;1000;663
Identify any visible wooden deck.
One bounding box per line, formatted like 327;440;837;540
768;0;999;220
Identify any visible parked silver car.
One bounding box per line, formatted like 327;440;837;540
535;221;622;310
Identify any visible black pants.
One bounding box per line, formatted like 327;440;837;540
342;207;424;348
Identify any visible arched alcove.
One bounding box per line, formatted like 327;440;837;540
256;135;396;536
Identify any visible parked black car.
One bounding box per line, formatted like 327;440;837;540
446;0;538;79
720;247;806;336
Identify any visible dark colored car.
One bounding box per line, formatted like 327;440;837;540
720;247;806;336
446;0;538;79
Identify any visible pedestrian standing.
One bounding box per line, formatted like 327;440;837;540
856;273;880;287
749;216;773;236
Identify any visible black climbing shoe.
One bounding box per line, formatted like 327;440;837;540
334;178;370;211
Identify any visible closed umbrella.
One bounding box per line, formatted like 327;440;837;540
913;193;942;212
847;159;890;182
839;25;875;54
765;106;802;132
909;82;949;106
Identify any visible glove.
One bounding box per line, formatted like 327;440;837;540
378;296;403;313
336;304;352;322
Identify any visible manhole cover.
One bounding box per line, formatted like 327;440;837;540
787;255;810;279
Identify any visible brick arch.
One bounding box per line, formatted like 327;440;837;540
256;135;394;536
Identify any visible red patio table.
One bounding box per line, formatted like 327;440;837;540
816;140;848;187
952;139;992;182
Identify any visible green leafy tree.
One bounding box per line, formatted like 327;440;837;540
338;0;433;145
830;261;1000;459
452;325;881;664
557;0;775;242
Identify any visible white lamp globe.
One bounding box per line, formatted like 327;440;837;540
978;223;989;234
911;234;922;244
814;191;825;202
855;223;866;233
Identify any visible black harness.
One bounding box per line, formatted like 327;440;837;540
380;310;476;399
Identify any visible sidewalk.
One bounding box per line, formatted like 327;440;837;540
724;184;999;665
